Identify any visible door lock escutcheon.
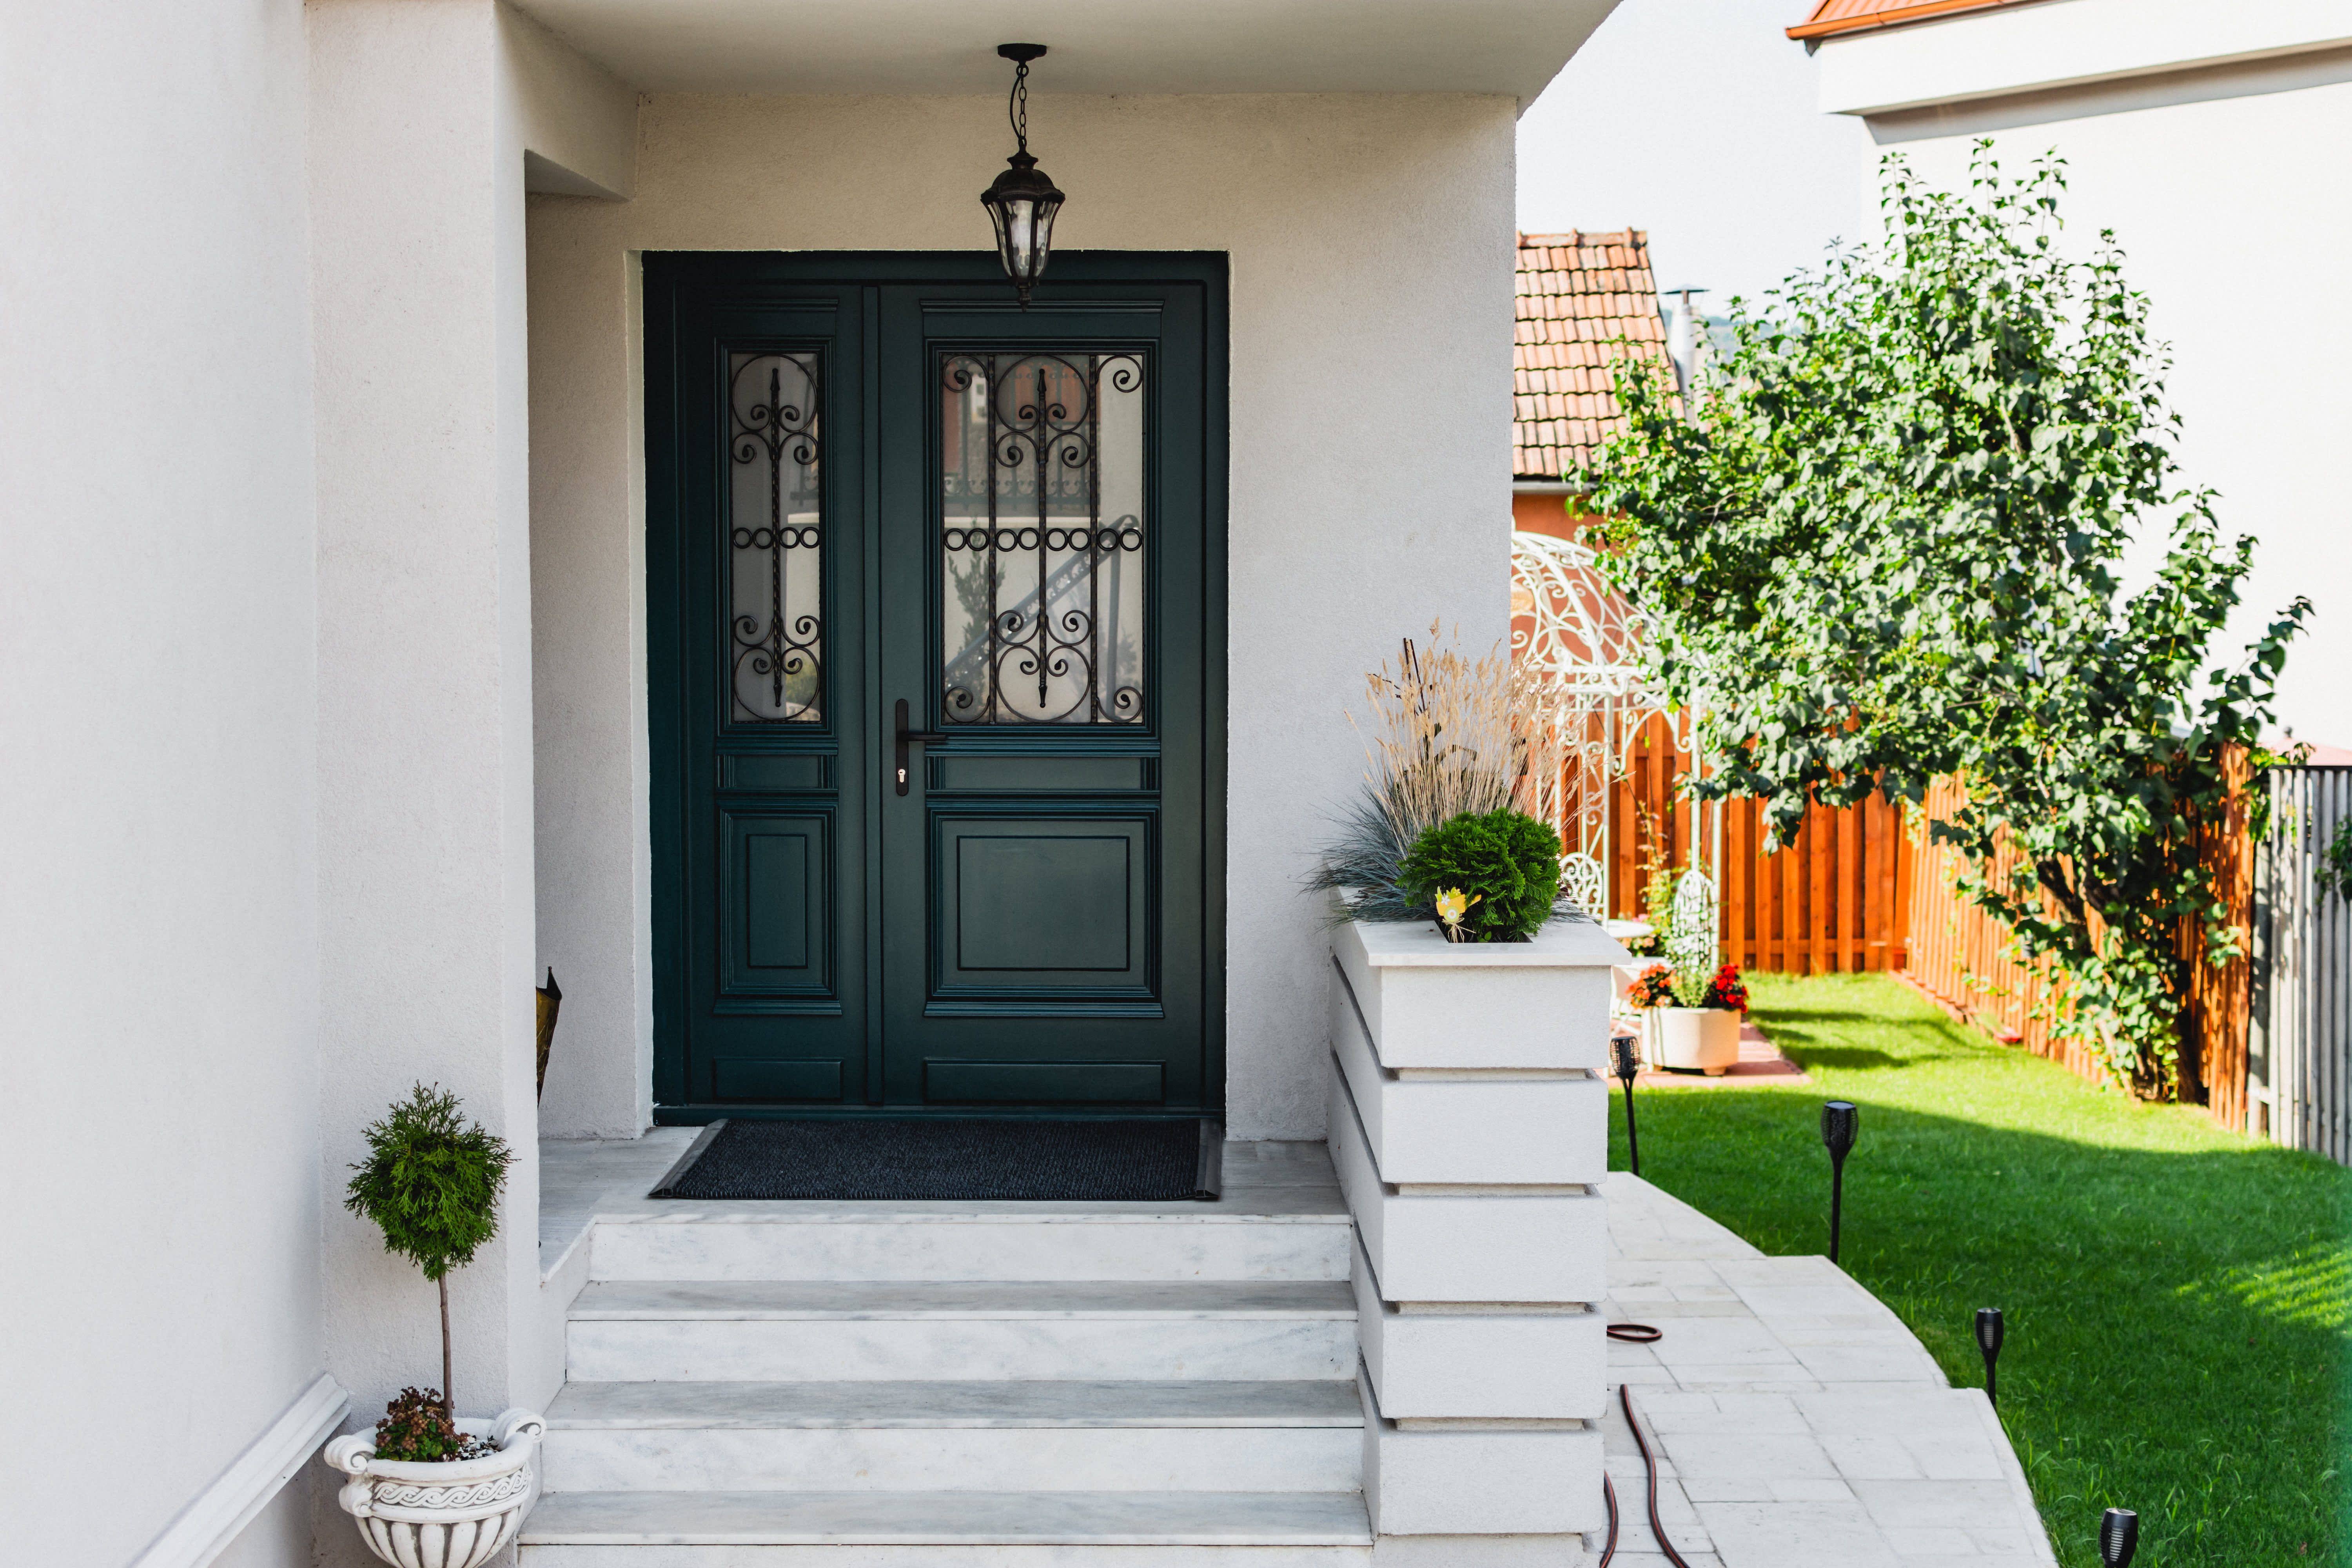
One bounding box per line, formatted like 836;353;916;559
894;698;947;796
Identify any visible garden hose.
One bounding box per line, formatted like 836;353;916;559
1598;1322;1690;1568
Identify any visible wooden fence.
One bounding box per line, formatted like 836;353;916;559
1582;716;2287;1127
1593;724;2265;1123
1596;712;1911;974
2248;766;2352;1160
1898;760;2256;1123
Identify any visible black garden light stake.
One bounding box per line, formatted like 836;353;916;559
979;44;1065;306
2100;1508;2138;1567
1611;1031;1642;1178
1975;1307;2004;1407
1820;1100;1858;1265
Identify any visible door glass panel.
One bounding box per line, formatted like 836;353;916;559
729;351;823;722
940;351;1145;725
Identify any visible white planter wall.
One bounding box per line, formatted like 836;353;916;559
1329;914;1621;1553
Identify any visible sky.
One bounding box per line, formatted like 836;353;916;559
1517;0;1866;313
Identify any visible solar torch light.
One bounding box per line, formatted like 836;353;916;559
1610;1030;1642;1178
1975;1307;2004;1407
1820;1100;1858;1265
2100;1508;2138;1568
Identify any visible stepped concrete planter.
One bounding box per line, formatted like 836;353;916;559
1328;907;1623;1557
1648;1005;1741;1075
324;1408;544;1568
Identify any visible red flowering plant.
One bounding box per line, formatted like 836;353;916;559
1625;964;1676;1009
1700;963;1748;1014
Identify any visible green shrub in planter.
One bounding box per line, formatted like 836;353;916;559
1397;809;1562;942
345;1083;513;1418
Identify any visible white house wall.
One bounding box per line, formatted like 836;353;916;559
527;90;1519;1142
0;2;323;1566
307;11;638;1567
1815;5;2352;750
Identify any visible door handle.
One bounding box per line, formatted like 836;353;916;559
895;698;947;796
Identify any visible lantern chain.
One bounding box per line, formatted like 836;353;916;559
1008;58;1030;156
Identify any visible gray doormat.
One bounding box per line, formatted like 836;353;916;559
648;1117;1223;1201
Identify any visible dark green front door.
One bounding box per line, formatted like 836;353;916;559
646;254;1224;1120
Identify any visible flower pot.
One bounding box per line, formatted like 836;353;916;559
1646;1006;1740;1076
324;1408;544;1568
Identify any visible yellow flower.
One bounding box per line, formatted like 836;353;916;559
1434;887;1481;933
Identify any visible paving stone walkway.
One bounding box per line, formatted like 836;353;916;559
1599;1172;2058;1568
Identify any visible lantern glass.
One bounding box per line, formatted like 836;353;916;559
981;157;1064;294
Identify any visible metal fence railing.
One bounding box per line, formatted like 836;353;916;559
2249;766;2352;1163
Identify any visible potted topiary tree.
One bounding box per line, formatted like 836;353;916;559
324;1083;543;1568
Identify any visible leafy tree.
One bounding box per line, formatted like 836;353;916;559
1579;149;2305;1094
345;1084;514;1414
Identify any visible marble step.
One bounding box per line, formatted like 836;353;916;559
567;1280;1358;1383
588;1209;1353;1285
518;1488;1373;1563
539;1379;1365;1494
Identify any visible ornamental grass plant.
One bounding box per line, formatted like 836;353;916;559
1309;623;1553;923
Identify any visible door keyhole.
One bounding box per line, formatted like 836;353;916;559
893;698;946;796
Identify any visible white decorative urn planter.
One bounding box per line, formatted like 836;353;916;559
1648;1006;1740;1075
324;1408;544;1568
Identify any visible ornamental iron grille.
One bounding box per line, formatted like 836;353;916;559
728;351;823;723
1510;528;1717;925
940;350;1146;725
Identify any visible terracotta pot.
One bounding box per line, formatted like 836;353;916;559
1646;1006;1740;1076
324;1408;544;1568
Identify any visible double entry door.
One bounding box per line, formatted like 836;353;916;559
646;254;1223;1120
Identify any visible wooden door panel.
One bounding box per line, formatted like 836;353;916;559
717;807;831;999
922;1060;1166;1105
713;1058;844;1102
933;815;1154;995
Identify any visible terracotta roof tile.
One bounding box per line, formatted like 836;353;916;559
1788;0;2051;43
1514;229;1672;481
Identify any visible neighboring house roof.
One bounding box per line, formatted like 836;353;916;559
1513;229;1671;483
1788;0;2051;42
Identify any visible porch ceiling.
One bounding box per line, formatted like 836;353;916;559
510;0;1620;104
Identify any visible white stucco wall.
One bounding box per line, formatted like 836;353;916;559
528;91;1519;1141
0;2;323;1565
306;17;633;1564
1816;9;2352;748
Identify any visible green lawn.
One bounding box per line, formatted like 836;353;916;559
1613;972;2348;1566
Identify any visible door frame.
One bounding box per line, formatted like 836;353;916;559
642;251;1229;1121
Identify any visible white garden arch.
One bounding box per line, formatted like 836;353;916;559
1511;527;1717;951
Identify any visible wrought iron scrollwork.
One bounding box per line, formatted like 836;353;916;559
729;352;823;722
940;351;1145;725
1514;528;1719;921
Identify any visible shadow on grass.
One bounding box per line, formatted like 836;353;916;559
1609;975;2349;1568
1773;1044;1907;1071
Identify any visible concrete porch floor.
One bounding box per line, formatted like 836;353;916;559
535;1136;2055;1565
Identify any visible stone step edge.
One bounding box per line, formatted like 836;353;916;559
569;1284;1357;1322
519;1490;1373;1547
545;1379;1365;1429
586;1210;1352;1226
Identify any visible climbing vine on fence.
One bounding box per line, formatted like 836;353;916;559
1579;148;2307;1095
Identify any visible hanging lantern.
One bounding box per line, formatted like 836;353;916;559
980;43;1063;307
